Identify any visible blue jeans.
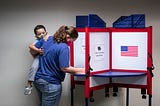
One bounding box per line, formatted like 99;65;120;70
34;78;62;106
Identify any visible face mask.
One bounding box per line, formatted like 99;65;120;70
66;41;72;46
40;34;46;38
40;33;47;38
36;32;47;39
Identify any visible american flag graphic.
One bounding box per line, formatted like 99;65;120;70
121;46;138;57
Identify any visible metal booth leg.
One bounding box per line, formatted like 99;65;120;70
126;88;129;106
149;95;152;106
71;88;74;106
85;98;89;106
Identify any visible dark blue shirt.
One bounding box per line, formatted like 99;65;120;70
35;36;69;84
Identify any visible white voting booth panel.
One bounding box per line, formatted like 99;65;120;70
112;75;147;85
74;32;85;68
89;32;109;72
112;32;148;70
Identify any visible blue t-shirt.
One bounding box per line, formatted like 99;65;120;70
35;36;69;84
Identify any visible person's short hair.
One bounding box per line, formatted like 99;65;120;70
53;25;78;43
34;25;46;35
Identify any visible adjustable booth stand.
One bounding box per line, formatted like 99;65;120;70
70;26;153;106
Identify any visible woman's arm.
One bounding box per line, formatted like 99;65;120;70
61;66;85;74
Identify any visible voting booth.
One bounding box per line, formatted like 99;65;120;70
70;26;153;106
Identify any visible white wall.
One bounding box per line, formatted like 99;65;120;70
0;0;160;106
